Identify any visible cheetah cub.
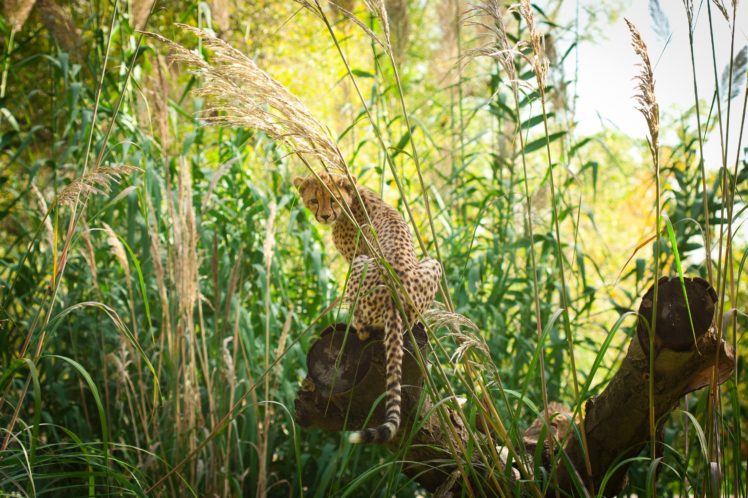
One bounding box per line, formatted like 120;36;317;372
294;172;442;443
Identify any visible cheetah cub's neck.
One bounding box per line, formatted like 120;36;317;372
294;173;418;272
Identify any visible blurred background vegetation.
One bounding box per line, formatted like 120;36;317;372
0;0;745;496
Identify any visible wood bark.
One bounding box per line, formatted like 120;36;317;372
294;277;735;496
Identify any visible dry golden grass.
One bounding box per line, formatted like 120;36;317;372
30;183;53;249
131;0;156;31
36;0;81;56
467;0;518;84
385;0;409;62
55;165;138;208
208;0;231;34
146;25;348;174
519;0;549;89
625;18;660;159
2;0;36;31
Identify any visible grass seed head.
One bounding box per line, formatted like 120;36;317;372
625;18;659;158
56;165;138;208
3;0;37;31
146;26;348;174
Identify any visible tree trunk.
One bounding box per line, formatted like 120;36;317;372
293;277;735;496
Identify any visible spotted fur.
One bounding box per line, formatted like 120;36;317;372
294;173;442;443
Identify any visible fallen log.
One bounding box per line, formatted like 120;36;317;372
294;277;736;496
556;276;735;496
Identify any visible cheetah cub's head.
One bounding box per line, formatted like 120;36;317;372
293;172;356;226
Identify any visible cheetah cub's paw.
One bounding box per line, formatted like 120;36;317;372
356;327;370;341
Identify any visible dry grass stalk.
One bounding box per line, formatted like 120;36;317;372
146;25;348;173
433;0;458;84
150;55;172;152
30;183;54;249
625;19;660;161
102;222;130;282
363;0;391;46
80;222;100;293
3;0;37;31
710;0;729;21
263;203;276;271
145;194;172;350
55;165;138;208
36;0;81;57
174;157;199;325
318;0;385;48
171;157;202;461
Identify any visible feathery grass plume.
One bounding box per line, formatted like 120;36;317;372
208;0;230;34
424;307;487;361
55;165;138;208
519;0;549;89
649;0;671;42
139;54;172;151
720;45;748;101
146;26;348;173
3;0;36;31
363;0;391;45
466;0;520;85
174;157;198;325
36;0;81;57
263;203;276;271
201;157;237;213
626;18;662;478
102;222;131;283
30;183;54;249
625;19;660;162
80;222;100;293
132;0;156;31
385;0;408;61
433;0;458;83
4;0;34;33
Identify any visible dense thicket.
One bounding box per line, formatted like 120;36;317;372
0;0;745;496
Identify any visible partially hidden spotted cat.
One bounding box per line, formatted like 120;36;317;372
294;172;441;443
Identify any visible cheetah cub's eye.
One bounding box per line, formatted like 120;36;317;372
310;198;319;205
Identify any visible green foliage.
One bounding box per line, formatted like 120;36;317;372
0;0;745;497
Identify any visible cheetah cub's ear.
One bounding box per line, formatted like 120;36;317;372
292;177;305;191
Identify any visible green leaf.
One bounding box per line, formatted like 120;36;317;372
351;68;375;78
520;113;554;130
663;213;698;350
391;127;413;158
522;131;566;154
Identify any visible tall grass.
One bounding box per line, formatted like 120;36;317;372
0;0;745;497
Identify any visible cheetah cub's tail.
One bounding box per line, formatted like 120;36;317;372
348;301;404;444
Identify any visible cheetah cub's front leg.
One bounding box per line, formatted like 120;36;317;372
346;255;387;341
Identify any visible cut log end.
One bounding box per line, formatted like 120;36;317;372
636;276;717;353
